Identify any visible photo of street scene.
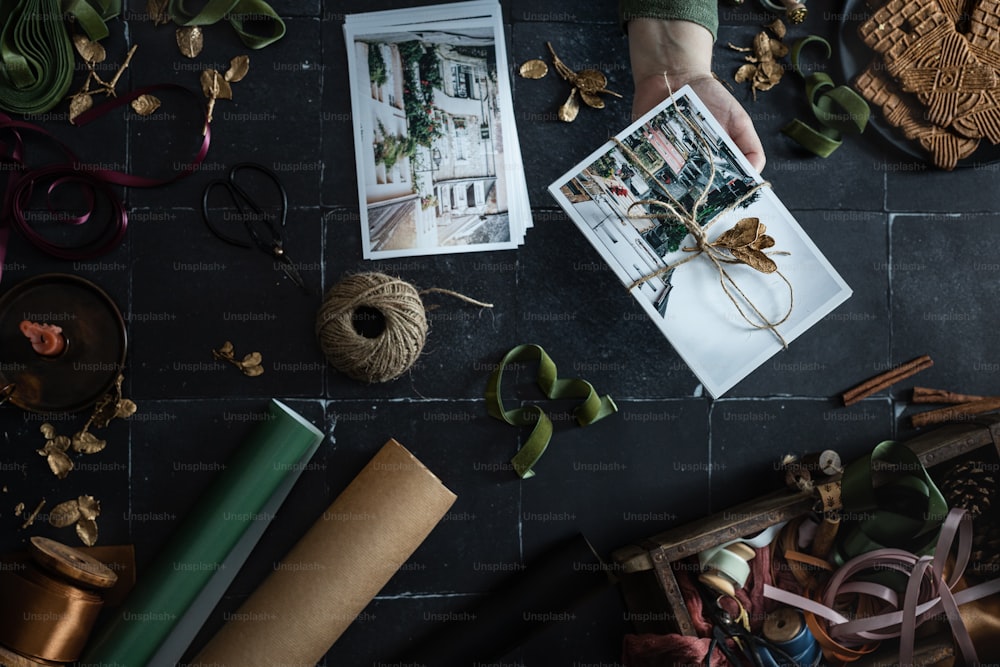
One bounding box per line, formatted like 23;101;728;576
549;88;852;397
555;95;759;316
351;23;515;257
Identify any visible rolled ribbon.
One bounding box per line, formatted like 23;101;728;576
0;84;210;281
485;343;617;478
697;521;787;589
757;608;821;667
781;36;870;157
168;0;286;49
765;508;1000;666
81;399;325;667
0;537;117;664
0;0;74;115
190;438;456;666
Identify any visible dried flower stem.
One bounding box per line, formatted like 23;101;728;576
21;498;46;529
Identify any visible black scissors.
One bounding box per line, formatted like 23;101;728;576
201;162;309;293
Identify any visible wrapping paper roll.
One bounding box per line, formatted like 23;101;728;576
191;438;457;667
81;399;325;667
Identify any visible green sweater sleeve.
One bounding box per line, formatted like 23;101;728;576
619;0;719;41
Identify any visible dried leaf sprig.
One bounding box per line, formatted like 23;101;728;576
49;495;101;546
729;20;789;101
201;55;250;130
69;38;139;123
212;341;264;377
544;42;622;122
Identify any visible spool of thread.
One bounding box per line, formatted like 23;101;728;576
759;608;820;667
315;272;427;383
0;537;118;664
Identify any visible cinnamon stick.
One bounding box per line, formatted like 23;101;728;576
911;386;989;404
910;398;1000;428
842;355;933;406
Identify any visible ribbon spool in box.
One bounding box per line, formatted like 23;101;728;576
0;536;118;666
0;274;126;413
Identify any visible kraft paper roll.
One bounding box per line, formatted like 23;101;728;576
81;399;325;667
190;438;457;667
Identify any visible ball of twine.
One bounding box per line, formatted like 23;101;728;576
315;272;428;383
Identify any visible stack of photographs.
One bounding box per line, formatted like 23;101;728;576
344;1;532;260
549;87;853;397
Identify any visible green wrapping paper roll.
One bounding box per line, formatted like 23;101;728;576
81;399;325;667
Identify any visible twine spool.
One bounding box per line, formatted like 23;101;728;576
315;272;493;383
314;273;428;383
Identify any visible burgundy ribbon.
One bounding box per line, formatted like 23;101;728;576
0;84;210;279
764;508;1000;666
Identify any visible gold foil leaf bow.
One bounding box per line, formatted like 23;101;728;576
709;217;779;273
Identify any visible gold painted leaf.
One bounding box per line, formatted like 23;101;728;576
766;18;787;40
574;69;608;94
558;88;579;122
114;399;138;419
201;70;233;100
770;39;789;59
753;32;773;60
177;26;204;58
14;502;24;517
580;91;605;109
72;431;107;454
76;518;99;546
225;55;250;83
242;364;264;377
518;59;548;79
147;0;170;25
77;495;101;520
240;352;263;368
219;341;235;357
40;423;56;440
131;94;161;116
69;93;93;125
47;451;74;479
734;64;757;83
49;499;81;528
73;35;106;63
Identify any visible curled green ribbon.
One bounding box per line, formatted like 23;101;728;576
169;0;286;49
782;36;870;158
835;440;948;565
485;344;618;479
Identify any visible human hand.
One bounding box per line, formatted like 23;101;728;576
627;18;766;172
632;72;766;172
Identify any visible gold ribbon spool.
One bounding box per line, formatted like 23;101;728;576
0;537;117;664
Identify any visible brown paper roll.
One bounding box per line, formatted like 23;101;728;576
191;438;457;666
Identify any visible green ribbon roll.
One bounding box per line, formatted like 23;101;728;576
835;440;949;565
782;36;871;158
168;0;286;49
485;344;617;479
0;0;119;114
81;399;325;667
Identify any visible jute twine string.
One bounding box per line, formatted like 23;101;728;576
315;272;492;383
612;78;793;346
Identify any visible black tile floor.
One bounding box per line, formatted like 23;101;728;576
1;1;998;665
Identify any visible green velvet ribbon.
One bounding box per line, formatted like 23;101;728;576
0;0;120;114
835;440;949;566
782;36;870;158
168;0;286;49
485;344;618;479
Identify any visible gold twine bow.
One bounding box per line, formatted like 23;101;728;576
610;93;794;347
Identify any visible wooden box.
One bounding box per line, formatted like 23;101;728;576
611;416;1000;664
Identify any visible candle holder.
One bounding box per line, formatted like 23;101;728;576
0;274;126;413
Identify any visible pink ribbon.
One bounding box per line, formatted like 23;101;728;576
765;508;1000;665
0;84;210;280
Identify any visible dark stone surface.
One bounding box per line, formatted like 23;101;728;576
0;2;993;666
